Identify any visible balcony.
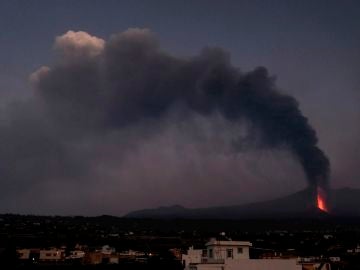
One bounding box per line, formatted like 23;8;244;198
201;257;225;264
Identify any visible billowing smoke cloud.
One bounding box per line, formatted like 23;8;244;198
0;28;329;214
35;29;329;185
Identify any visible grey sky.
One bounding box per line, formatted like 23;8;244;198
0;0;359;215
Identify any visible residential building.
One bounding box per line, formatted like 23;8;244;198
17;249;30;260
183;239;302;270
39;248;64;261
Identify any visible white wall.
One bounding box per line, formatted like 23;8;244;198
207;244;250;260
17;249;30;260
189;259;301;270
39;249;63;260
68;250;85;259
183;247;203;267
226;259;301;270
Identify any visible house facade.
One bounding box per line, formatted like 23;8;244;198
183;239;302;270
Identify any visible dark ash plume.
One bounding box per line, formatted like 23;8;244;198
32;29;329;190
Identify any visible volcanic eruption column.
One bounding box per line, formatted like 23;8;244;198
33;29;330;211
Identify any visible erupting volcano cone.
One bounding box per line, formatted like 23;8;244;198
317;186;329;213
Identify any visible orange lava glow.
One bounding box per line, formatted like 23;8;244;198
317;187;329;213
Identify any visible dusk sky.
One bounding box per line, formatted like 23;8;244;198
0;0;359;216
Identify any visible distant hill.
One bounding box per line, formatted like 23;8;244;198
125;188;360;219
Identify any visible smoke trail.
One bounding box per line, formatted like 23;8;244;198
32;28;330;190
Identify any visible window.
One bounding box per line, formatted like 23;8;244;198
226;249;233;258
237;247;243;254
202;249;207;257
208;249;213;258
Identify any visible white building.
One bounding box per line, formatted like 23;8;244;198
67;250;85;259
183;239;302;270
118;249;146;258
99;245;115;255
17;249;30;260
182;246;203;265
203;238;251;262
39;248;64;261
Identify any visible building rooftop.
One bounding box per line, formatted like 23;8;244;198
205;239;252;247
